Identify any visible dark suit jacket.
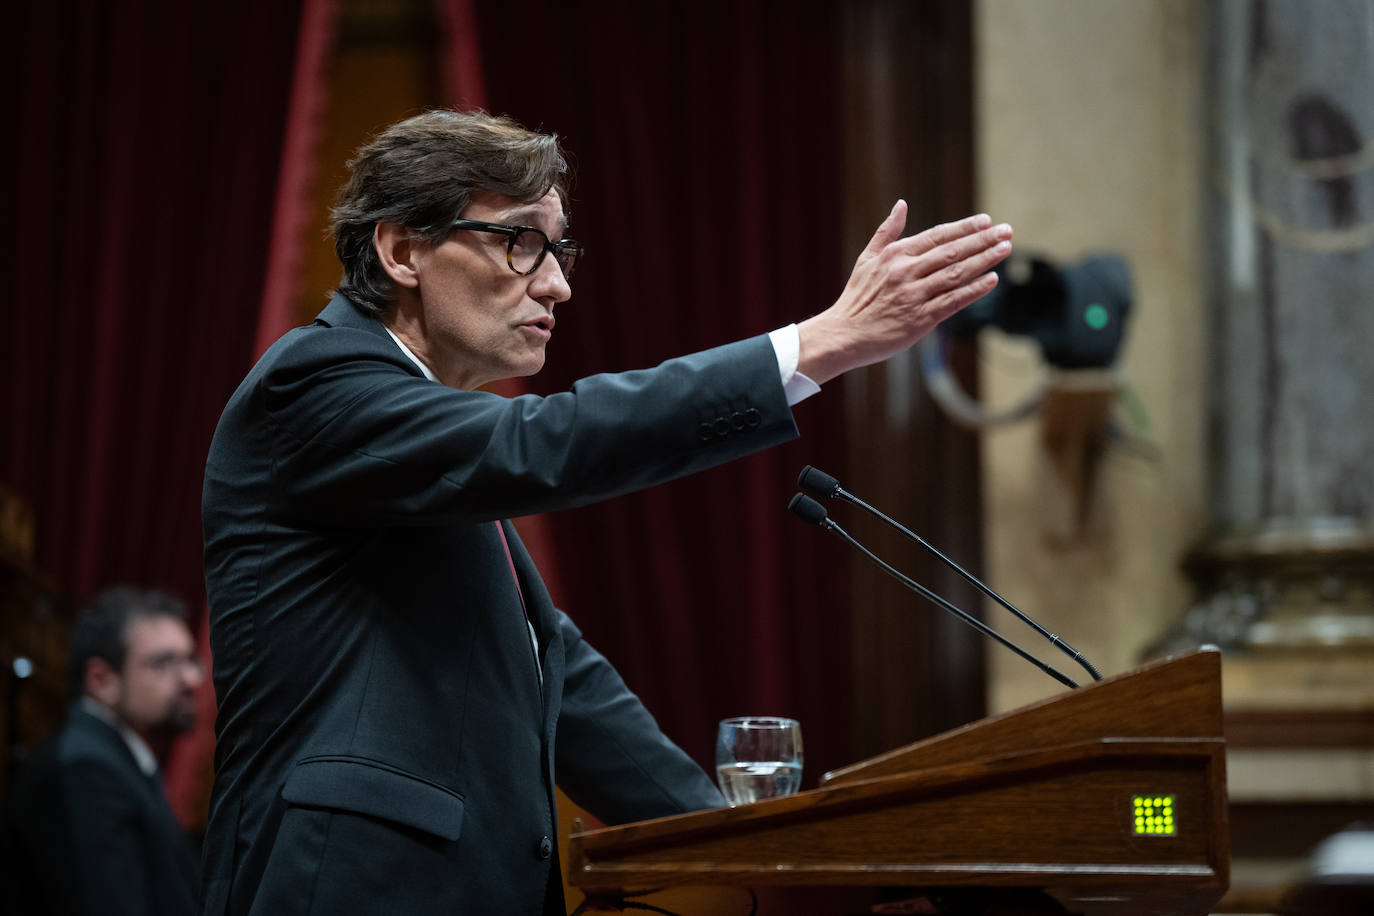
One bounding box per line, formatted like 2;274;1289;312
4;705;201;915
201;294;799;915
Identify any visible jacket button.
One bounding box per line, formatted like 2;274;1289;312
698;421;715;441
713;417;731;437
744;407;761;428
538;835;553;859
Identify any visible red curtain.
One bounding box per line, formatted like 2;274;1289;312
164;0;340;825
4;0;303;608
3;0;326;824
463;1;855;780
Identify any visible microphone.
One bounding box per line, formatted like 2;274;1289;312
797;465;1103;682
787;493;1079;689
787;492;831;528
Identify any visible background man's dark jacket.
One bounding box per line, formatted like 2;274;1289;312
4;705;201;915
201;295;799;915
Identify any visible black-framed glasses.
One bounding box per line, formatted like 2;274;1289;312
449;219;583;278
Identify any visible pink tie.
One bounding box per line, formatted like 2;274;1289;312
494;521;527;612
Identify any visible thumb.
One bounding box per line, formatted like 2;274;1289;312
861;199;907;257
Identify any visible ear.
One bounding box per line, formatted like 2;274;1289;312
84;657;122;706
374;221;421;289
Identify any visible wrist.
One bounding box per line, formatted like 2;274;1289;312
795;314;858;386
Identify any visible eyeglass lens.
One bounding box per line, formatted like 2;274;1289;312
511;229;578;277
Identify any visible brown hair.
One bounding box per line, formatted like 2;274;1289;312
67;586;189;699
330;110;570;317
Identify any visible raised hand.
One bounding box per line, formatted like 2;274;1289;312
796;200;1013;384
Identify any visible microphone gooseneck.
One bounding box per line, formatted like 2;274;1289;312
796;465;1103;682
787;492;1079;690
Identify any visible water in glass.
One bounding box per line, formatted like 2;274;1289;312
715;717;802;806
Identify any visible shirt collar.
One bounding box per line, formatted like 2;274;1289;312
80;696;159;777
382;325;439;382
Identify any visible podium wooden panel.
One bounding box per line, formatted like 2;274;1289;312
568;649;1229;915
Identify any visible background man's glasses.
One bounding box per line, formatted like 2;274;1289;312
450;219;583;278
131;652;204;676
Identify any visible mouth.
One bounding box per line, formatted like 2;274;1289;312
518;315;555;340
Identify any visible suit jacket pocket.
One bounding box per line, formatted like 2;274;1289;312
281;755;465;841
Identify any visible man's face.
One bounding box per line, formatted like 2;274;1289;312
108;616;202;741
407;188;573;390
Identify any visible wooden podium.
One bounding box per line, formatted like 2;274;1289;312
568;649;1229;915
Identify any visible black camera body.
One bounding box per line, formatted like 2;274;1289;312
945;254;1132;370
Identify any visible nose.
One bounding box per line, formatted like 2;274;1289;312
182;658;205;689
528;253;572;306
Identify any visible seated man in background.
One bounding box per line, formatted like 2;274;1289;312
5;587;203;915
201;109;1012;915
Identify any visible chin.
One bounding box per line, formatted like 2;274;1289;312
159;716;197;738
161;703;198;736
515;354;546;377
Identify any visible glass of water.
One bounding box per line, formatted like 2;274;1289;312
714;716;803;806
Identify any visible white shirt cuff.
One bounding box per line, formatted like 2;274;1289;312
768;324;822;407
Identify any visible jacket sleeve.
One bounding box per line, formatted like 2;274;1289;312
551;610;725;824
237;328;797;526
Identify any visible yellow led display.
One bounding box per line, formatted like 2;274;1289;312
1131;795;1176;835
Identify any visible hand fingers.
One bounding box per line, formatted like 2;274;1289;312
905;236;1012;319
921;270;1001;323
898;213;995;257
893;220;1010;265
873;223;1010;307
860;199;909;258
908;223;1013;280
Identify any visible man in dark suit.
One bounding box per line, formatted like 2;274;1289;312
200;110;1012;914
5;587;203;915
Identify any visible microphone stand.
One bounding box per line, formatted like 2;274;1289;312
799;466;1103;682
788;494;1079;690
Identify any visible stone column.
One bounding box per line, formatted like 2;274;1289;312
1165;0;1374;658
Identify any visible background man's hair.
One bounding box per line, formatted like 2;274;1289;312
330;109;571;317
67;586;190;699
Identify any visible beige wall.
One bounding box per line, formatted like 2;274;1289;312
974;0;1209;711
